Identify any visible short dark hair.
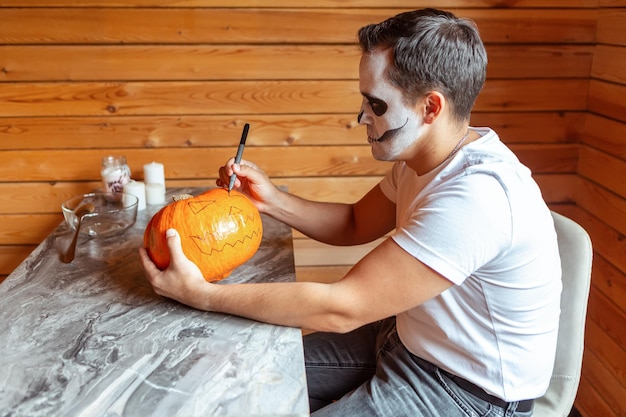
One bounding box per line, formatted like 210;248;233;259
358;8;487;124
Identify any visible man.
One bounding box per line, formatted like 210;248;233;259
140;8;562;416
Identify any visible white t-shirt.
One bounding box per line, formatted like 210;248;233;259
379;127;562;401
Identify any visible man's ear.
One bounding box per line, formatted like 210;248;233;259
420;91;445;124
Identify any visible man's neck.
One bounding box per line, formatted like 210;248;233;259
405;124;473;175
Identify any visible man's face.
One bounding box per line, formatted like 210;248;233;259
358;49;424;161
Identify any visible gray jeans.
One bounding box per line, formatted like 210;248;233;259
304;317;534;417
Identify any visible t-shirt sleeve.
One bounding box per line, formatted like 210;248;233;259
391;173;512;285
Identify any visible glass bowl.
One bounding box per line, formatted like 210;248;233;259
61;192;139;238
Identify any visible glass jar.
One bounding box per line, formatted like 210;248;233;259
101;155;131;193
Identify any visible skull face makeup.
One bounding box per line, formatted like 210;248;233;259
358;49;425;162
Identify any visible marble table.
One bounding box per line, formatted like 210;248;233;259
0;188;309;417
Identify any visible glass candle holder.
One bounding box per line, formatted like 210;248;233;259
101;155;131;194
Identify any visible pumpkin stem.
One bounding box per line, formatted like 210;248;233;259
172;194;194;202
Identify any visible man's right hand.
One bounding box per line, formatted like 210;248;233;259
216;158;279;214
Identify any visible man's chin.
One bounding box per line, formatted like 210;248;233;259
369;143;394;162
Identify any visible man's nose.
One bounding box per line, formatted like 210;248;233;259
357;106;372;125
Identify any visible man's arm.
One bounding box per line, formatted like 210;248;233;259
142;158;451;332
217;160;396;246
140;229;453;333
265;184;396;246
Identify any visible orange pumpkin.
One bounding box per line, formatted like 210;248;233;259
143;188;263;282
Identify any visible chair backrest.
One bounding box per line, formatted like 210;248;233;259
534;211;593;417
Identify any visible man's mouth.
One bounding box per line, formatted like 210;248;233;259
368;118;409;144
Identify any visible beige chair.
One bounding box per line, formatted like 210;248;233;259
534;211;593;417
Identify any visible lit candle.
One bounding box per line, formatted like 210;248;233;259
143;162;165;188
145;182;166;205
123;180;146;211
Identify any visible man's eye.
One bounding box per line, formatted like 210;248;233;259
369;101;387;116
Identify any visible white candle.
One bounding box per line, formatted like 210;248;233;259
145;183;166;205
143;162;165;188
123;180;146;211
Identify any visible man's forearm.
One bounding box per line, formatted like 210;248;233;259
208;281;358;333
264;190;357;246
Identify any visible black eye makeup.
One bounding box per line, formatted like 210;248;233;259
361;94;388;117
369;100;387;116
369;99;388;116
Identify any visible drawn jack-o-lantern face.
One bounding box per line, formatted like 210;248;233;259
143;188;263;282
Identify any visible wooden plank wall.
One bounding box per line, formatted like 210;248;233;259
2;1;623;416
568;2;626;417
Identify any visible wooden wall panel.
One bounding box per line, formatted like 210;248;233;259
0;44;593;81
0;45;362;81
580;347;626;417
0;145;581;185
596;9;626;44
601;0;626;7
0;112;585;150
0;79;588;117
591;44;626;83
586;287;626;364
587;79;626;122
578;145;626;198
591;255;626;316
578;9;626;413
584;318;626;389
583;114;626;158
577;178;626;233
0;9;597;45
570;206;626;290
0;246;37;278
0;0;602;7
576;375;619;417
